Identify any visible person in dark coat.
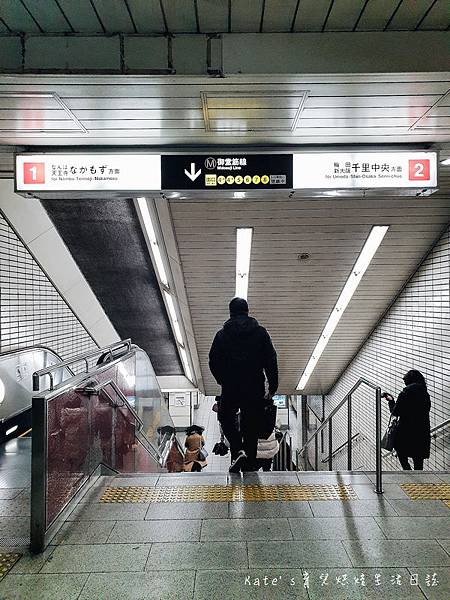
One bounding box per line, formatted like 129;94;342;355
383;369;431;470
209;297;278;473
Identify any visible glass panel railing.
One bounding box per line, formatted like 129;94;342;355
133;346;176;454
31;343;182;553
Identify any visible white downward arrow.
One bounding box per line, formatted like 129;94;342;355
184;162;201;181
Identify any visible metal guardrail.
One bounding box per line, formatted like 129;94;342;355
78;378;164;464
32;339;132;391
321;432;361;464
79;378;144;430
298;378;383;494
431;419;450;437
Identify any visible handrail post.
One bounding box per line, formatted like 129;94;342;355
375;387;383;494
328;417;333;471
314;433;319;471
30;396;47;553
347;394;352;470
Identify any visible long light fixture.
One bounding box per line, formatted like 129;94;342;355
296;225;389;390
163;290;183;346
179;347;193;382
236;227;253;300
136;197;194;383
136;197;169;287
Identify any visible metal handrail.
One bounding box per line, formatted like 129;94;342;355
32;339;131;391
306;403;323;423
298;378;383;494
321;433;361;463
80;377;165;464
85;379;145;431
431;418;450;437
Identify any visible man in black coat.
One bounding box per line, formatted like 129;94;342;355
209;297;278;473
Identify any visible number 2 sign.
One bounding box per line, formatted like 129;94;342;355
408;159;430;181
23;162;45;184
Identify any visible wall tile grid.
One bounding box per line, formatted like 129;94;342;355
0;211;97;368
325;225;450;471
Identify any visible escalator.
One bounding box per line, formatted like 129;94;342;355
0;347;73;443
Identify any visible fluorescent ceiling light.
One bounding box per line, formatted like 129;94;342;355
180;346;193;382
163;291;184;346
136;197;169;287
441;158;450;166
6;425;18;436
296;225;389;390
236;228;253;300
0;379;4;404
234;192;245;199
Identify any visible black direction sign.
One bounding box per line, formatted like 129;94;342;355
161;154;293;190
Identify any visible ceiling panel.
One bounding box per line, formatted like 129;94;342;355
293;0;332;31
231;0;263;32
0;0;41;33
387;0;436;30
127;0;165;33
162;0;197;33
325;0;367;31
262;0;297;32
21;0;72;32
0;74;448;144
0;0;448;33
91;0;135;33
56;0;103;33
355;0;400;30
418;0;449;30
1;77;448;97
197;0;229;32
170;188;450;395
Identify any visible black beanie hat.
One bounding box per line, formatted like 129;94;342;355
229;297;249;316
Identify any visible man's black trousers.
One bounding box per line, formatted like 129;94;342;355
218;398;264;467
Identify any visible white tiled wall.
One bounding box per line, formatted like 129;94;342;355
326;225;450;471
0;211;97;362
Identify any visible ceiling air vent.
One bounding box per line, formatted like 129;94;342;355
0;92;87;134
409;88;450;131
201;90;309;132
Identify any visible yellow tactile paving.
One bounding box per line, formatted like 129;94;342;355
0;553;21;579
400;483;450;500
100;484;358;503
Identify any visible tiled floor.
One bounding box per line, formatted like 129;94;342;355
0;470;448;599
0;434;448;599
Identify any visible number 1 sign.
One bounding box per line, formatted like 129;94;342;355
23;163;45;185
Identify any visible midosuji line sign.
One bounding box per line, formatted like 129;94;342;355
160;154;293;190
15;151;438;194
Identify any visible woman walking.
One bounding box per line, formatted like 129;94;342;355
383;369;431;470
